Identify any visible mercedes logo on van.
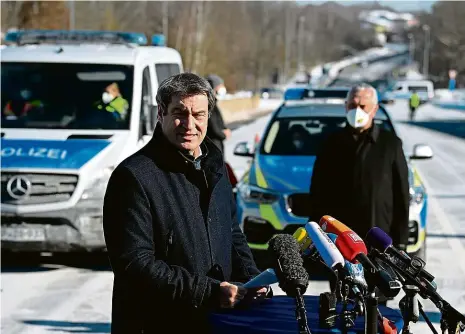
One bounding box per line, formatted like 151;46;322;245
6;176;32;199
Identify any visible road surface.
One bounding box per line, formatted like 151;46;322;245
2;100;465;333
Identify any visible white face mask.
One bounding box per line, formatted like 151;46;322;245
293;140;304;149
102;92;114;104
216;86;227;97
20;90;32;100
346;107;370;128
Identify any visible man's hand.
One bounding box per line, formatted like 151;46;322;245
245;286;269;302
223;128;232;140
219;282;247;308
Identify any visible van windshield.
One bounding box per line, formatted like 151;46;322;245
408;86;428;92
1;62;134;130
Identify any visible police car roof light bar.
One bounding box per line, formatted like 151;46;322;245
284;87;350;101
6;30;149;46
151;34;166;46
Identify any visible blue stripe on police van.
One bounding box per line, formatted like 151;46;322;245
1;139;111;169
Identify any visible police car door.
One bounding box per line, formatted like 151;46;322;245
136;65;157;149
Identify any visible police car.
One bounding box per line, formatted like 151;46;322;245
1;30;183;253
233;87;432;265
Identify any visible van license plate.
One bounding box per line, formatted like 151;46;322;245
1;227;46;242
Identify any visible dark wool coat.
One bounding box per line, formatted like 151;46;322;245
103;124;260;333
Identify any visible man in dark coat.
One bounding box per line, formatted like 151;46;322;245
205;74;231;155
309;83;410;250
103;73;267;334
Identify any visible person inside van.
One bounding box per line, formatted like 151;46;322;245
95;82;129;121
409;90;420;121
3;87;44;119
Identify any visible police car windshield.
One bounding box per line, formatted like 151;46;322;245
1;62;134;130
260;110;394;156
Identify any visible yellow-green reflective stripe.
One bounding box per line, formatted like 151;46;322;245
407;229;426;253
413;168;422;187
249;243;269;250
259;204;282;230
255;161;268;188
267;174;300;190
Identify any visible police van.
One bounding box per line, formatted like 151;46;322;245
1;30;183;253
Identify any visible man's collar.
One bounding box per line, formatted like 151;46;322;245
178;142;209;171
149;124;223;174
345;122;379;143
368;123;379;143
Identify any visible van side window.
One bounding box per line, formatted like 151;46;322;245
155;64;181;83
139;66;156;138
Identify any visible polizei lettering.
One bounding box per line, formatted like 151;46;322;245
1;147;68;160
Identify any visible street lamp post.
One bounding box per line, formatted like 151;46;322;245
422;24;430;78
297;15;306;69
408;33;415;65
69;0;75;30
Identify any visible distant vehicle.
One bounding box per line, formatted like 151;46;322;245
233;87;433;266
385;79;435;102
1;30;184;254
259;87;284;100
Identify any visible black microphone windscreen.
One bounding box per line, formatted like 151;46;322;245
268;234;309;296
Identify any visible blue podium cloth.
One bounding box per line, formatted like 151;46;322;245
210;295;403;334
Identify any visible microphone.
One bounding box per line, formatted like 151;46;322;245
243;269;278;288
319;215;352;235
326;233;367;293
293;227;316;257
319;216;373;268
304;221;345;271
366;227;436;288
320;216;401;298
268;234;311;334
268;234;309;297
294;227;340;284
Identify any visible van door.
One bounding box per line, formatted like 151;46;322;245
137;65;156;149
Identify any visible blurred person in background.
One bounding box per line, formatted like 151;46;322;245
103;73;268;334
289;124;310;154
409;90;420;121
95;82;129;121
206;74;232;156
3;87;44;119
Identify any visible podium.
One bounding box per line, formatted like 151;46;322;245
210;295;404;334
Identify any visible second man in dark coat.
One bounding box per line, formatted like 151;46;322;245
309;84;410;250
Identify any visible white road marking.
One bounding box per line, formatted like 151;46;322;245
18;273;110;334
415;167;465;276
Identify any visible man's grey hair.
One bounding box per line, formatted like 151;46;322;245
156;73;216;116
346;83;378;105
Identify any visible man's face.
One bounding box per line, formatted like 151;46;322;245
106;83;120;97
159;94;209;154
346;88;378;130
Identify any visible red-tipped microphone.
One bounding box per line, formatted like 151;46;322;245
320;216;402;298
319;215;370;267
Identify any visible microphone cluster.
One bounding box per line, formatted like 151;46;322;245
245;215;465;334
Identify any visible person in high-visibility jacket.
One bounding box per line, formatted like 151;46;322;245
3;89;44;119
409;90;420;121
95;82;129;121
